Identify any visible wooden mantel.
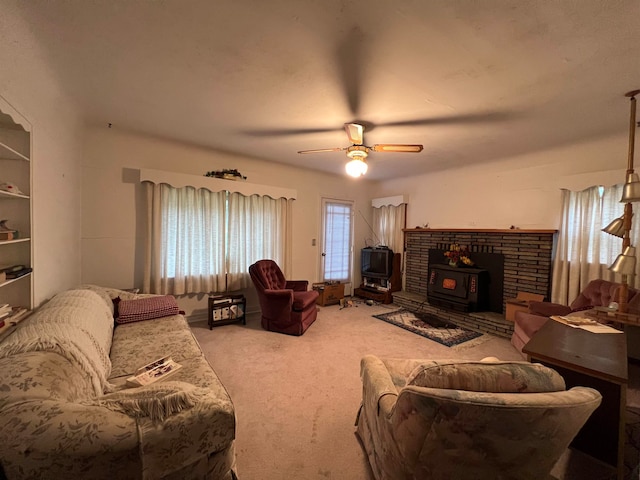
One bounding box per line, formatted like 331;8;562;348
403;228;557;234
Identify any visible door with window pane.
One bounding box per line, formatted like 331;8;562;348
321;198;353;294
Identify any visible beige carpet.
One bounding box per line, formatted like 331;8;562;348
191;301;623;480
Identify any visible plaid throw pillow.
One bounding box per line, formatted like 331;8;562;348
116;295;180;324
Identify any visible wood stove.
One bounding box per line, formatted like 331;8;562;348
428;264;490;312
427;247;505;313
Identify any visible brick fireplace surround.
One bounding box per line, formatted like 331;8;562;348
393;228;557;338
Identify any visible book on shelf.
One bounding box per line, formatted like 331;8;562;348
0;264;25;273
0;231;16;241
212;297;232;304
0;307;30;342
126;355;182;387
7;307;30;325
0;307;30;328
5;267;32;279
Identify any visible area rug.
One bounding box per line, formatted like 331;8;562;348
373;308;483;348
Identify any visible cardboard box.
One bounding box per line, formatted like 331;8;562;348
505;292;545;322
313;282;345;306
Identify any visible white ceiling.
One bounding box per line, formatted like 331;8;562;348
11;0;640;180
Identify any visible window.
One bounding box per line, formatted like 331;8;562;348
372;203;406;253
144;182;292;295
321;199;353;283
552;183;640;304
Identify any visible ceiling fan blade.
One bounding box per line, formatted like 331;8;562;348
336;27;366;117
298;147;345;154
371;144;424;153
344;123;364;145
378;111;513;128
243;126;340;137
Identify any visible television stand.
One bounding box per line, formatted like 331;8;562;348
354;286;393;304
355;252;402;305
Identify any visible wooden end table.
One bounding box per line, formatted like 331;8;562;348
522;319;627;480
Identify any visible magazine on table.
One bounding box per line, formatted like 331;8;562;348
126;355;182;387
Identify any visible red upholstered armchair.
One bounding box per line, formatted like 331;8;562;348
511;279;639;356
249;259;319;336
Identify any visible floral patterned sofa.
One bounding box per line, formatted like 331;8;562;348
0;286;237;480
356;355;602;480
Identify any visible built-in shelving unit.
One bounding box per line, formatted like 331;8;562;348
0;97;33;311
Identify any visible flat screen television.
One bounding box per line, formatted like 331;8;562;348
361;247;394;280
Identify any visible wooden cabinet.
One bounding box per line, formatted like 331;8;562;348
0;98;32;311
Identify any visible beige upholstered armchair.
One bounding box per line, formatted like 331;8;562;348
355;355;602;480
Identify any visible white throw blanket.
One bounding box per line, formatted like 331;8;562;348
0;289;115;395
0;326;113;395
86;381;204;422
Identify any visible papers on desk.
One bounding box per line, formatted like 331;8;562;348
550;315;623;334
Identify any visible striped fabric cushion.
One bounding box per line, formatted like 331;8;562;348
116;295;179;324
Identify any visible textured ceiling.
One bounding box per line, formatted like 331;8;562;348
10;0;640;180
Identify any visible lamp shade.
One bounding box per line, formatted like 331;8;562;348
609;245;637;275
345;159;368;177
621;173;640;202
602;216;626;237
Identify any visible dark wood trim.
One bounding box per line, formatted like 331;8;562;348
403;228;557;234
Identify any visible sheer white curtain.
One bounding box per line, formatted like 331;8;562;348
372;203;406;253
552;184;640;304
226;193;293;290
143;183;293;295
144;183;226;295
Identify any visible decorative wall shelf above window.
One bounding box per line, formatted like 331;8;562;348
139;168;297;200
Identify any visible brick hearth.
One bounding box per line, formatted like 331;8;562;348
395;228;557;338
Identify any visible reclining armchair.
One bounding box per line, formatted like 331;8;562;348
249;259;319;336
356;355;602;480
511;279;639;355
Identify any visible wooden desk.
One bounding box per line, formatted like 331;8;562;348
523;320;627;480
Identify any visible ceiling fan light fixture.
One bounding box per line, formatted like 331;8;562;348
296;122;423;177
345;158;368;177
346;145;368;160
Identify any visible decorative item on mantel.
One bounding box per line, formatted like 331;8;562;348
204;169;247;181
444;244;474;267
601;89;640;315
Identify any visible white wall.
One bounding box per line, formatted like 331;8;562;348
0;1;84;305
81;126;377;317
376;132;630;230
81;127;633;317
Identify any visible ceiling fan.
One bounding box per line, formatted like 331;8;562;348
297;122;423;177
